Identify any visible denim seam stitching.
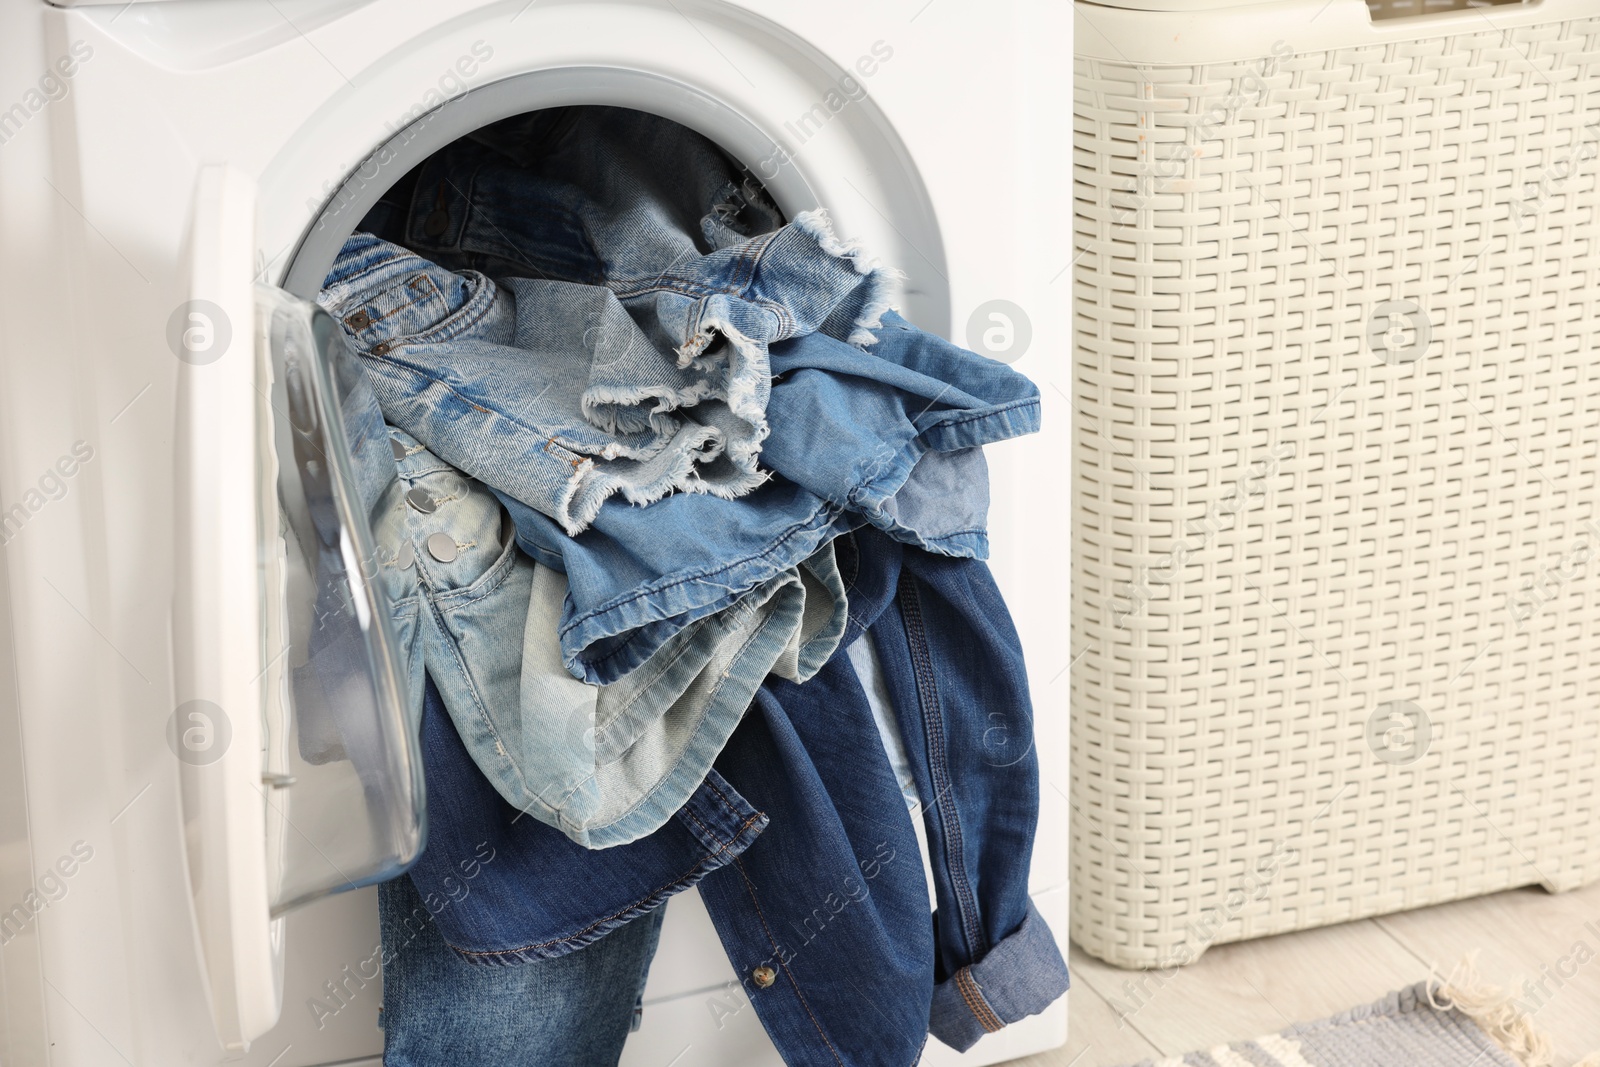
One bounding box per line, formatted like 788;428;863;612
585;584;767;739
730;856;847;1067
722;229;764;289
606;277;731;301
954;967;985;1027
448;811;764;960
899;577;990;959
366;360;592;461
746;230;804;336
563;502;836;648
922;397;1041;431
586;592;753;744
398;461;469;480
329;251;428;295
698;774;747;823
420;524;520;607
425;614;544;825
401;270;497;345
421;598;545;820
340;266;497;349
605;228;777;300
542;602;788;825
676;803;742;857
954;965;1005;1033
358;275;442;328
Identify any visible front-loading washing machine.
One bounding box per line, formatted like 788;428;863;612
0;2;1070;1064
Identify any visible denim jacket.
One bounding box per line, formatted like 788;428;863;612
394;528;1067;1065
400;672;766;963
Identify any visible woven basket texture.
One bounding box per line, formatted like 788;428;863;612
1073;12;1600;968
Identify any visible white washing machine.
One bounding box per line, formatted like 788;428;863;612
0;1;1071;1064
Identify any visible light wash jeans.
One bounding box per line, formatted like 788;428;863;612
374;429;843;847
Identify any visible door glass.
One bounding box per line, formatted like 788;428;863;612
256;286;423;915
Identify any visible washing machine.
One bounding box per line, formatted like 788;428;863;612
0;1;1071;1064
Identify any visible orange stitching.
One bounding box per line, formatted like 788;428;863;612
954;967;985;1022
730;857;847;1067
955;968;1005;1032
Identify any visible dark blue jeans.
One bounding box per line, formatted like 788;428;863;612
381;528;1066;1065
378;874;665;1067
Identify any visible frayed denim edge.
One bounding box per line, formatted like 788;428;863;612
787;207;906;348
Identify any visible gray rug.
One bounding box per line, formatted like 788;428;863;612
1117;975;1593;1067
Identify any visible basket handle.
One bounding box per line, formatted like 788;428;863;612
1360;0;1553;26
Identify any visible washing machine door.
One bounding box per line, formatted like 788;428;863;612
172;164;423;1051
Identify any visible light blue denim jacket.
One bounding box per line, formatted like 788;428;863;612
368;428;844;848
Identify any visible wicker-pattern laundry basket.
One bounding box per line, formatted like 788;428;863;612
1072;0;1600;968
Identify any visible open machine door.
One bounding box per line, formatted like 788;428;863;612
172;164;423;1052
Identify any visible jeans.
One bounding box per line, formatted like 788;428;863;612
376;427;845;847
377;874;664;1067
695;526;1067;1061
862;532;1069;1050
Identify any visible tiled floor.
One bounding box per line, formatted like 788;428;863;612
1005;880;1600;1067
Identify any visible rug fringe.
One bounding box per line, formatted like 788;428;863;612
1426;952;1574;1067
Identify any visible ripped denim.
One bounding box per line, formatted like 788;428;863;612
323;234;1038;686
318;172;892;538
338;105;1040;685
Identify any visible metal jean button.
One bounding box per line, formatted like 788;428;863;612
426;533;458;563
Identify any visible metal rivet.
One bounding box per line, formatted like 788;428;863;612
394;541;415;570
423;209;450;238
405;487;436;514
344;309;372;330
369;341;391;357
426;532;458;563
751;966;776;989
390;439;408;461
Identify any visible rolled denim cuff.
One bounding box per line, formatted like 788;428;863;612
927;902;1070;1052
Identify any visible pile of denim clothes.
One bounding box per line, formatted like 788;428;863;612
315;107;1067;1067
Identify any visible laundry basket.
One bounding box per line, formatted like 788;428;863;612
1072;0;1600;968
